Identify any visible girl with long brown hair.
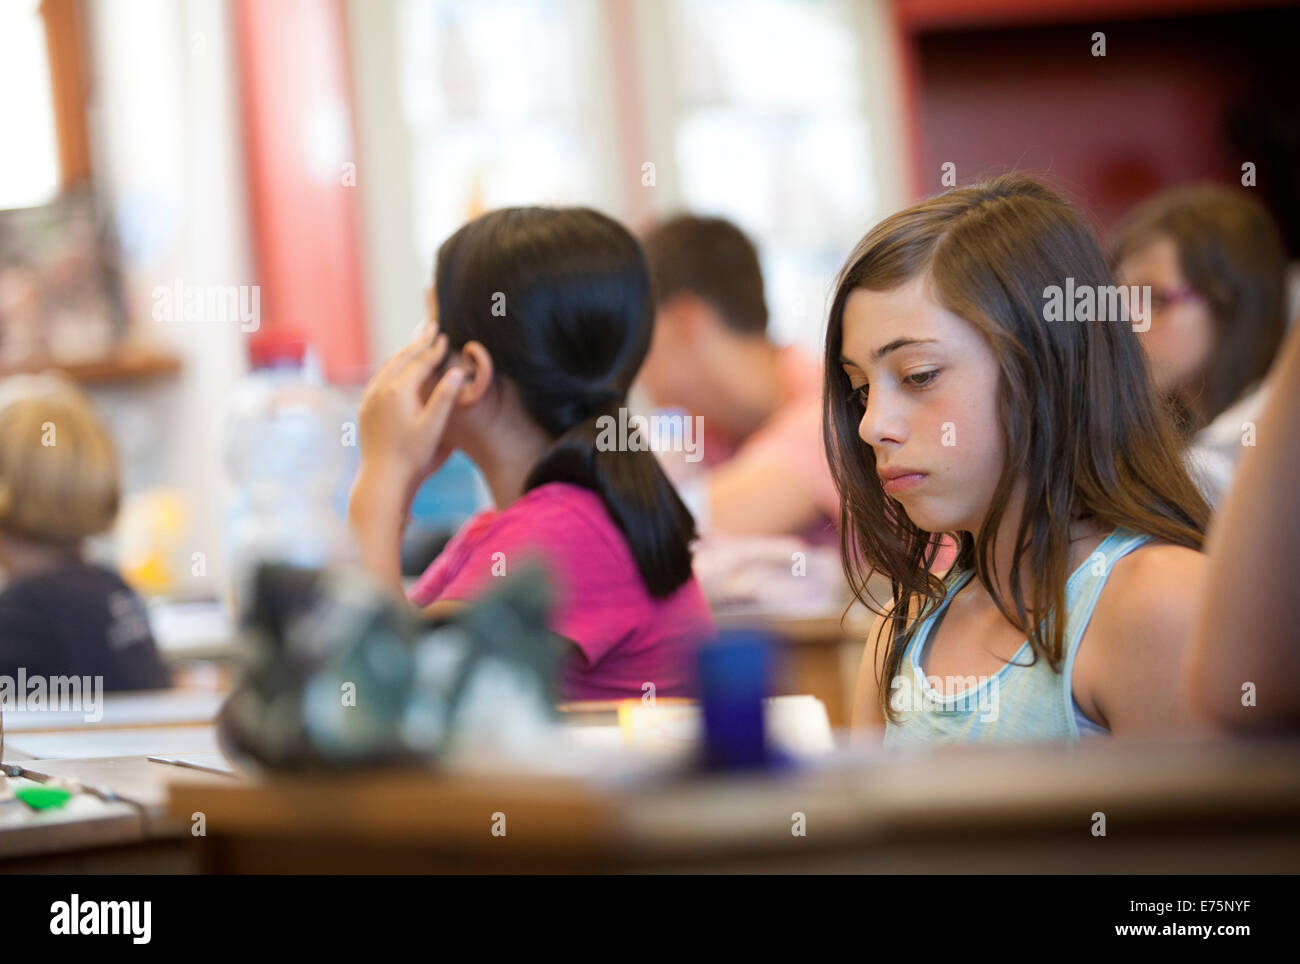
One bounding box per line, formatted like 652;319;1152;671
1111;184;1290;506
825;175;1211;744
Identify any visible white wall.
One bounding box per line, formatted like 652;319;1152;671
85;0;252;595
851;0;910;220
344;0;426;362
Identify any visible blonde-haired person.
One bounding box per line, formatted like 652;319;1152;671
0;375;169;691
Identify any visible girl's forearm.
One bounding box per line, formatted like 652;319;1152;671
1190;326;1300;728
348;465;410;598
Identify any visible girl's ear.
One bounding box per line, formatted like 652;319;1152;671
455;341;494;405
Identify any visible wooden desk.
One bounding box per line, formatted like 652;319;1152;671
714;608;871;727
8;685;1297;875
1;774;145;861
1;755;235;872
166;736;1300;874
0;687;234;872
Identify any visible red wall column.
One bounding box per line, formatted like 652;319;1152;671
233;0;370;382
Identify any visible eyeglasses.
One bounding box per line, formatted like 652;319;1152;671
1149;285;1201;313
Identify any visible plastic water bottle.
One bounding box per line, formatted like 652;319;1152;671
222;347;351;619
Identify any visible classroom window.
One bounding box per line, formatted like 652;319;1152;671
0;0;61;210
398;0;615;271
664;0;877;350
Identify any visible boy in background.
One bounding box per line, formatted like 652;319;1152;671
639;215;838;543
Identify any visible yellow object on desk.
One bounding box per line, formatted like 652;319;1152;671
616;695;835;757
118;489;188;596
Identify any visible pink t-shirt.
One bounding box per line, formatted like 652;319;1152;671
407;482;714;701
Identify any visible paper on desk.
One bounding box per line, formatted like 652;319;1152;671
6;726;220;760
446;695;833;787
1;689;224;732
617;694;835;758
148;599;235;655
147;753;237;776
766;695;837;756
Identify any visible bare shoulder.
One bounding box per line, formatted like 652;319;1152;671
1106;542;1207;598
1076;540;1209;734
1093;541;1208;649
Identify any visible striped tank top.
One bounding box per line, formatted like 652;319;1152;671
882;527;1152;746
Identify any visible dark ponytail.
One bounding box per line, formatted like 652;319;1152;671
434;207;697;599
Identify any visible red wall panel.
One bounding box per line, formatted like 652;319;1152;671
234;0;370;382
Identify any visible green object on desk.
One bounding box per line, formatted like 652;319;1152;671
15;785;72;811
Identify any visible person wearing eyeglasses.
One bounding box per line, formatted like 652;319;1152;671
1112;184;1291;507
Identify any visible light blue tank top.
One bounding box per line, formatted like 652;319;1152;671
882;527;1152;746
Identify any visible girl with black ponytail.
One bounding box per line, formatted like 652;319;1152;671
349;207;713;699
